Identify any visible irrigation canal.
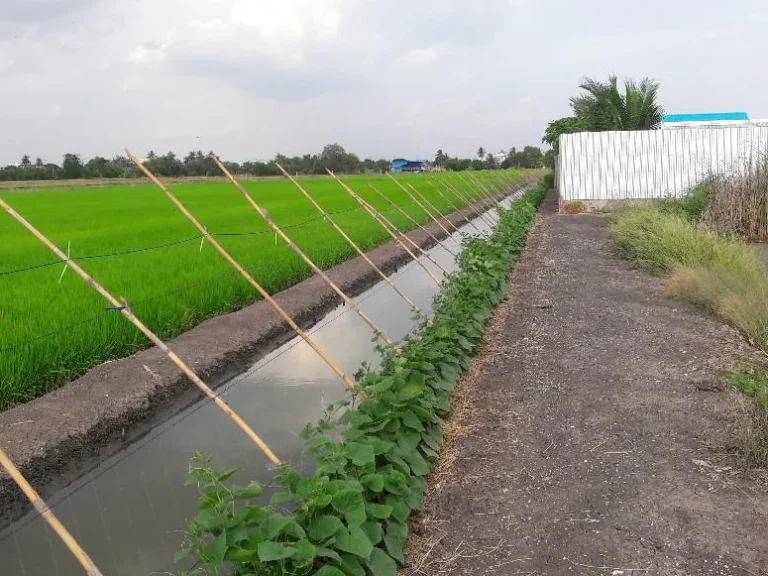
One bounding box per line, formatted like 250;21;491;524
0;195;517;576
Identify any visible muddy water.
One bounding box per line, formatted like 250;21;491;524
0;202;509;576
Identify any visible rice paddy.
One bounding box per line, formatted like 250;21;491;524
0;170;522;408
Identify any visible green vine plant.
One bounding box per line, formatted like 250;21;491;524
176;180;548;576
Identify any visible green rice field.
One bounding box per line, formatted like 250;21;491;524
0;170;522;409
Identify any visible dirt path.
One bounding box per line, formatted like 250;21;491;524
406;193;768;576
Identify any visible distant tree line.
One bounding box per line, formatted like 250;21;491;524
433;145;546;171
0;142;544;182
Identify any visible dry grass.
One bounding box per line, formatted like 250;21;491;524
706;156;768;242
561;201;586;214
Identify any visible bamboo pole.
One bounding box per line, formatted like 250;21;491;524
456;172;497;218
385;173;461;246
210;155;393;346
326;170;445;285
275;163;427;321
368;184;458;258
0;195;282;465
0;448;103;575
407;183;465;236
126;150;358;392
434;174;496;229
426;179;488;237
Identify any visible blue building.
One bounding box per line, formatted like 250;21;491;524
390;158;428;173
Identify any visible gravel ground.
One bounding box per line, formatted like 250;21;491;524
405;193;768;576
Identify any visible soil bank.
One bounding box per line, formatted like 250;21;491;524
407;193;768;575
0;182;530;518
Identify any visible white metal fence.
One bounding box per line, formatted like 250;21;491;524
557;125;768;202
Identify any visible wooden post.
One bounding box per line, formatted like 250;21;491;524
326;170;445;285
0;448;103;575
275;163;427;321
126;150;358;392
0;196;282;465
210;155;393;345
368;184;458;258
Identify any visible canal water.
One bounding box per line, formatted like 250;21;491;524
0;199;512;576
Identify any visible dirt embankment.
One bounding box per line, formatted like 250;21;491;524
0;182;530;519
407;193;768;575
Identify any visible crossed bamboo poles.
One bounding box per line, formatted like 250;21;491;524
0;163;514;576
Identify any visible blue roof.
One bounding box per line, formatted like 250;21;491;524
662;112;749;123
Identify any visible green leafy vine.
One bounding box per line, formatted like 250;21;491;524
177;180;548;575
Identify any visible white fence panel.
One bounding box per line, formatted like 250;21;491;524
558;125;768;202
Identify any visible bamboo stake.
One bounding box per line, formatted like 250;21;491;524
326;170;445;285
407;183;465;236
351;187;451;278
275;163;427;321
127;150;358;392
0;195;282;465
435;174;496;229
210;155;393;346
456;172;497;218
368;184;458;258
385;173;460;246
0;448;103;575
426;179;488;236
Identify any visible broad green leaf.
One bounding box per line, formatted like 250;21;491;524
403;451;429;477
360;473;384;492
202;531;227;566
192;508;225;532
397;381;426;402
361;521;383;545
334;527;373;559
344;442;375;467
401;410;425;431
331;490;367;529
263;514;291;539
340;554;366;576
257;541;297;562
315;566;346;576
231;481;262;500
365;502;393;519
367;548;398;576
292;539;316;562
385;495;410;523
315;547;342;563
309;515;344;541
224;547;259;562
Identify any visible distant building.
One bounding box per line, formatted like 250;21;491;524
390;158;429;173
660;112;750;128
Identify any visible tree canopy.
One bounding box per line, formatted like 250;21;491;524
542;74;664;156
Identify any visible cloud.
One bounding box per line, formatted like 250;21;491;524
1;0;99;23
400;46;441;66
0;0;767;166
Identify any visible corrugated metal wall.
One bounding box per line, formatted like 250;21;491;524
557;125;768;201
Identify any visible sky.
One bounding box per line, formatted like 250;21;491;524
0;0;766;165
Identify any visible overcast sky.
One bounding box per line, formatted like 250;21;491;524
0;0;766;165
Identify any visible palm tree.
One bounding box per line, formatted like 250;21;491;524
570;75;664;131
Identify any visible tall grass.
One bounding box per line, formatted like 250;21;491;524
0;171;523;409
609;207;768;351
702;156;768;241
